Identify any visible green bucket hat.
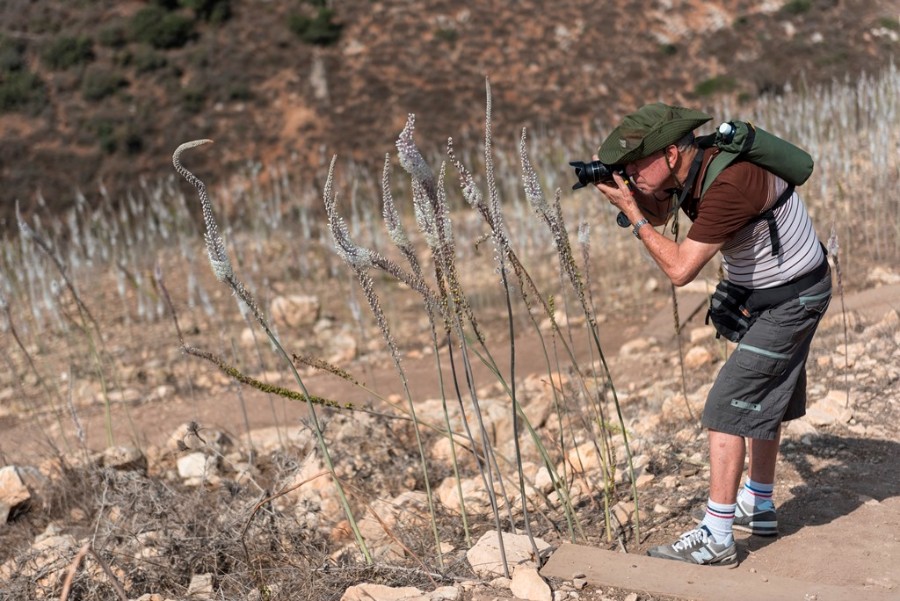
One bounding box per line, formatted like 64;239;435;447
598;103;712;165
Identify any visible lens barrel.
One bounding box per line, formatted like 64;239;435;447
569;160;617;190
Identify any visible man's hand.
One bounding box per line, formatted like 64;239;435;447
590;155;644;225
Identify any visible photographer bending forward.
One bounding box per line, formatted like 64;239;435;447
594;103;831;566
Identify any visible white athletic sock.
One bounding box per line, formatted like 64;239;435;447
738;478;774;511
700;499;735;544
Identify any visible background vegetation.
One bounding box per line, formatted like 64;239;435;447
1;0;897;229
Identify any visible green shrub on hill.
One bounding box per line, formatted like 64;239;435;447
98;23;129;49
0;37;27;73
81;68;128;101
130;48;169;73
181;83;208;113
93;118;145;155
41;36;95;70
130;6;196;49
693;75;738;97
0;70;47;113
93;118;117;153
182;0;232;23
0;36;46;113
289;7;343;46
781;0;812;15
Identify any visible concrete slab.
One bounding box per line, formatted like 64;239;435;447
540;543;897;601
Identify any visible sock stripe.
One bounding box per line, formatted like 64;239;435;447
702;500;737;544
744;483;774;498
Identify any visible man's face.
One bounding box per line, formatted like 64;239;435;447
625;149;672;195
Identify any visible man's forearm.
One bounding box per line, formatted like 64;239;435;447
629;221;722;287
631;224;690;284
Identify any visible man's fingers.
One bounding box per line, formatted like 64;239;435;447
611;171;628;190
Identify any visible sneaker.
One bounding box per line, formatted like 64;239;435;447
647;526;738;567
691;501;778;537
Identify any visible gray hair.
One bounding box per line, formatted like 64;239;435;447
675;132;695;151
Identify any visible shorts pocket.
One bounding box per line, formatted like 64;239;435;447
799;290;831;315
735;343;790;377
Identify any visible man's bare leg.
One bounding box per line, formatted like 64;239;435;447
647;428;741;563
747;428;782;484
708;429;745;504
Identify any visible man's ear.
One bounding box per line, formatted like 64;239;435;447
664;144;680;171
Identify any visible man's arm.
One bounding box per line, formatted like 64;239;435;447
597;174;722;286
631;227;722;286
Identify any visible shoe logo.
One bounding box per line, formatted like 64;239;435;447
691;548;714;564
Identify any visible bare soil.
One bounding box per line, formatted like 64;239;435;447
2;263;897;599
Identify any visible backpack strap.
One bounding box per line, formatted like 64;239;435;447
701;123;758;197
667;133;715;220
761;184;794;256
699;142;795;256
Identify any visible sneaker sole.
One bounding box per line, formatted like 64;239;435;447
691;509;778;537
733;520;777;537
647;548;740;568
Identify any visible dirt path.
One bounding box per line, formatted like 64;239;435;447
0;312;637;461
2;282;897;599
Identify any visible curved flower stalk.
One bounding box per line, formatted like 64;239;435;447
381;152;473;545
827;224;850;406
483;78;542;559
172;141;233;282
519;130;641;541
396;117;515;574
324;156;445;568
382;154;420;280
172;140;372;565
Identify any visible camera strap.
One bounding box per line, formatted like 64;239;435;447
667;148;706;226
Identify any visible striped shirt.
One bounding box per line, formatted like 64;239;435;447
684;150;824;289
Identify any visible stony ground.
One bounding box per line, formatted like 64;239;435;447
1;245;897;600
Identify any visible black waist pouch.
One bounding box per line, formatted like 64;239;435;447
706;279;755;343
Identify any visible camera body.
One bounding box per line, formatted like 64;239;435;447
568;160;626;190
569;160;634;227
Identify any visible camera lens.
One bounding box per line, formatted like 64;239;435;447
569;160;616;190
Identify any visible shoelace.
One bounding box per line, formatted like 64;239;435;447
672;528;710;552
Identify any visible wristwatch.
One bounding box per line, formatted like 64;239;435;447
632;218;650;239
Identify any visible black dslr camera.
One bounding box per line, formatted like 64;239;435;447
568;160;626;190
569;160;634;227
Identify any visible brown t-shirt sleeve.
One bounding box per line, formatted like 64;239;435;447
686;160;772;244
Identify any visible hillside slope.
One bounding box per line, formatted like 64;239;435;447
1;0;897;225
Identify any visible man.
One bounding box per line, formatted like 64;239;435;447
594;103;832;566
